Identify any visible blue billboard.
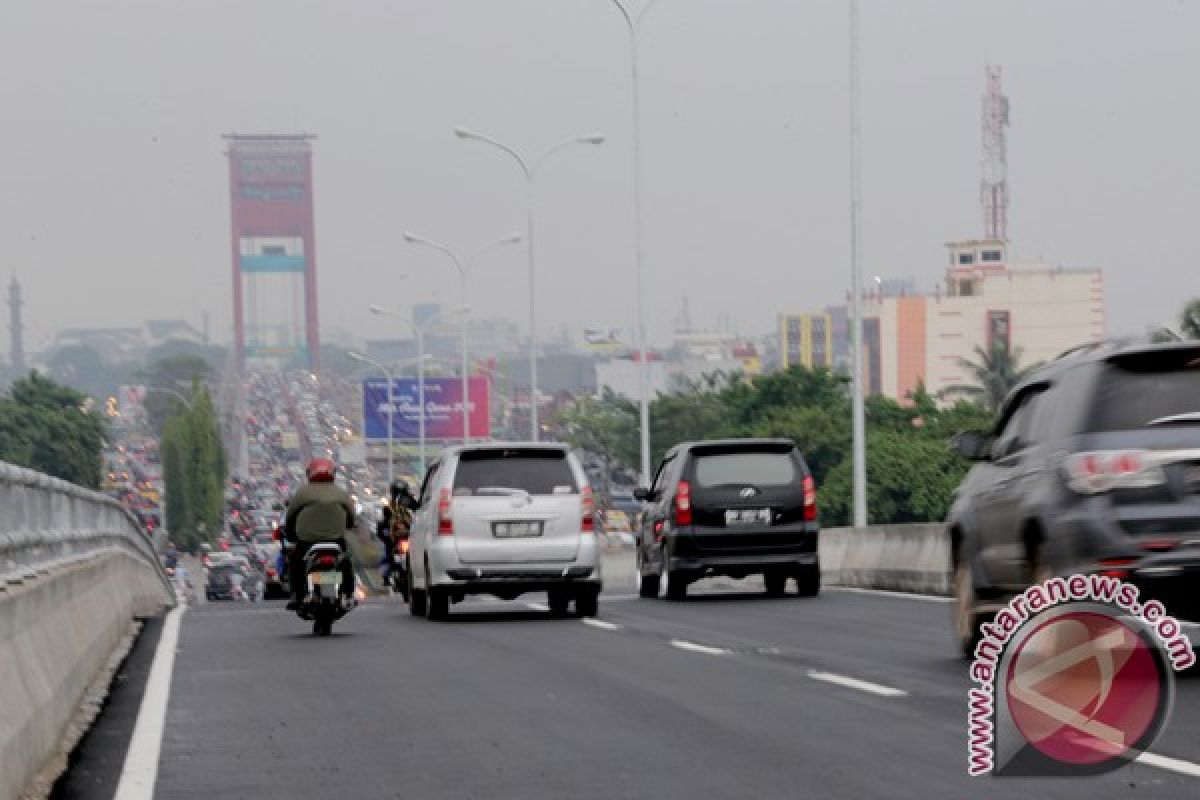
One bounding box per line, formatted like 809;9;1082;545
362;377;490;440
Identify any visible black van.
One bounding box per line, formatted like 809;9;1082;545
634;438;819;600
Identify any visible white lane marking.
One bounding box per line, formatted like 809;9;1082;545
525;602;550;612
670;639;731;656
806;669;908;698
114;605;185;800
602;593;638;602
1137;752;1200;779
829;586;952;604
583;618;622;631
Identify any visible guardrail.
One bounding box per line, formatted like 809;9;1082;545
0;461;176;800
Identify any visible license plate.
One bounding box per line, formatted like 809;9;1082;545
493;521;543;538
725;508;771;526
310;571;340;586
393;553;405;564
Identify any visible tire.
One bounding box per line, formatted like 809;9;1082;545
637;552;660;599
795;566;821;597
662;556;687;601
764;570;788;597
408;563;427;617
548;589;571;617
575;588;600;618
953;560;983;660
426;587;449;621
313;607;333;636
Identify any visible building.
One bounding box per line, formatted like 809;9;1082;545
777;307;850;372
857;240;1103;402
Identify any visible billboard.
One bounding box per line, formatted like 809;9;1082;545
362;377;491;440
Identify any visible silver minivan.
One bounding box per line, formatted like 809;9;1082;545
406;443;603;620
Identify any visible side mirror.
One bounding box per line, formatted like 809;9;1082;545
951;431;993;462
632;487;652;502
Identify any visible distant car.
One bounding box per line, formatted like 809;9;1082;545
206;564;250;601
948;340;1200;658
407;443;602;620
634;438;819;600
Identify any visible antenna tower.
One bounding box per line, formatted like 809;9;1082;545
981;65;1010;241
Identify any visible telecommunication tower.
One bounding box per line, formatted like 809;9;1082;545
981;65;1010;241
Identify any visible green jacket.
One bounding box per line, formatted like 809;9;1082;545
285;481;356;543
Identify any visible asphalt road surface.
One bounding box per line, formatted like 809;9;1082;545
57;577;1200;800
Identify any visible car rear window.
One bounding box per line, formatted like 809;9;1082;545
453;449;578;495
1088;351;1200;431
692;451;798;488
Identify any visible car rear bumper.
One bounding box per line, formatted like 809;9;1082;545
668;552;818;576
437;566;602;597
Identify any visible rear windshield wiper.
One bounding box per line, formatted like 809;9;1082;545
1146;412;1200;426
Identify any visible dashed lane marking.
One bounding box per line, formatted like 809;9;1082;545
806;669;908;698
670;639;732;656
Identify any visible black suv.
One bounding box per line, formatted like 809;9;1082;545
634;438;819;600
949;340;1200;656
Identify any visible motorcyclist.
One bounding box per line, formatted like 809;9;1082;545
284;458;356;610
389;481;416;540
163;541;179;570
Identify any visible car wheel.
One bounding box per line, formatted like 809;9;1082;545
764;570;787;597
637;551;660;599
662;555;687;601
575;588;600;618
426;587;449;621
795;566;820;597
548;589;571;617
954;560;982;660
408;562;426;617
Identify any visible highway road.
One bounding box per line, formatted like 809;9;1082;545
54;569;1200;799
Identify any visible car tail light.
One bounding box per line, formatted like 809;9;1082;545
266;567;277;578
438;488;454;535
399;538;410;554
802;474;817;522
674;480;692;527
1062;450;1166;495
581;486;595;533
1098;556;1136;580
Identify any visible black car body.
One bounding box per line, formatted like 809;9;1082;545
634;438;819;600
948;340;1200;656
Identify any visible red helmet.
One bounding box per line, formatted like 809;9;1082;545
306;458;336;483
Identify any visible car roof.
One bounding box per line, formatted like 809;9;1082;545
666;438;796;458
433;441;572;462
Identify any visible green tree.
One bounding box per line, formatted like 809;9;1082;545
138;355;216;432
160;383;227;548
0;372;108;487
941;344;1040;412
1180;299;1200;340
559;389;640;471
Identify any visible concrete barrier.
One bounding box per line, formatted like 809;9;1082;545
820;524;951;595
602;525;951;597
0;462;175;800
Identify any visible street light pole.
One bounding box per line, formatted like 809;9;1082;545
605;0;661;484
347;352;395;488
849;0;867;527
370;305;468;474
454;127;605;442
402;231;522;444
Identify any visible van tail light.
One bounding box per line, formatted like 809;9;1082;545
581;485;595;533
674;480;692;527
802;474;817;522
1062;450;1166;494
437;488;454;535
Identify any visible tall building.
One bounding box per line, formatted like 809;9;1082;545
8;276;24;370
857;240;1103;402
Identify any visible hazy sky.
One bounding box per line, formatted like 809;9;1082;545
1;0;1198;354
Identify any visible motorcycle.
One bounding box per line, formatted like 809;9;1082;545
296;542;355;636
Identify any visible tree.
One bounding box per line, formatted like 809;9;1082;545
138;355;216;433
942;344;1040;412
1180;299;1200;340
0;372;108;487
160;383;227;549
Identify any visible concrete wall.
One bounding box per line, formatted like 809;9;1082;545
0;462;175;800
820;524;951;595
